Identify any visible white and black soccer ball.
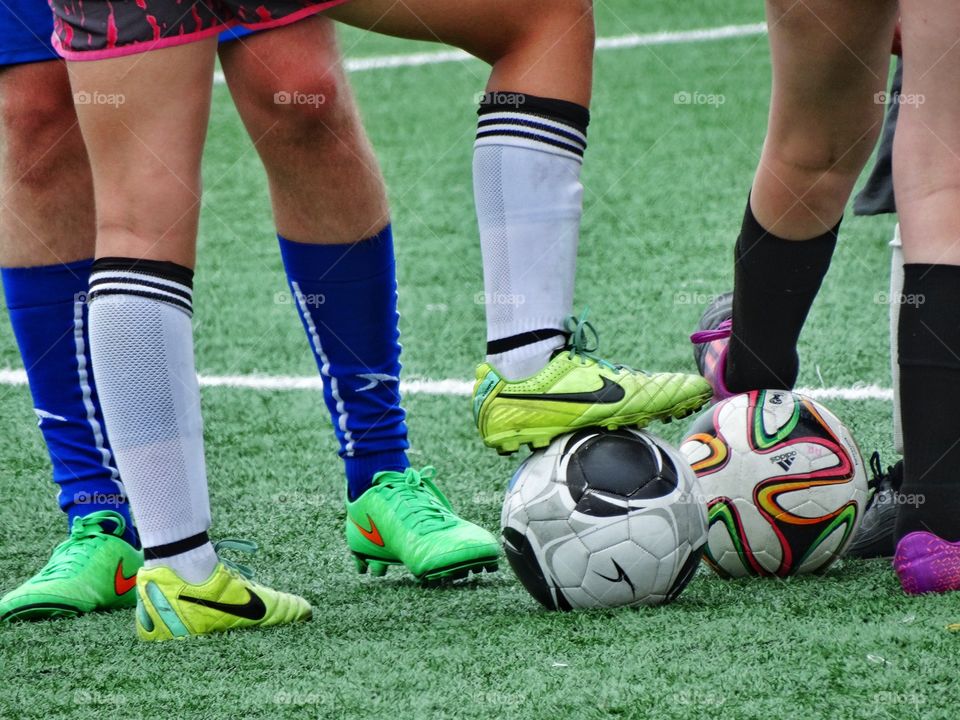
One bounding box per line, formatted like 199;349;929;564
501;428;708;610
680;390;869;578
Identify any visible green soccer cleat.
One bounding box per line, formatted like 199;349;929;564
473;314;713;454
346;467;500;584
135;539;312;642
0;510;143;622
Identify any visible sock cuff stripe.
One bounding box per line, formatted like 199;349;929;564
487;328;567;355
477;112;587;144
476;120;587;152
88;287;193;315
477;93;590;131
144;531;210;560
89;274;193;301
475;130;585;160
91;258;194;288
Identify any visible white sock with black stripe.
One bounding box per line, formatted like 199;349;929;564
88;258;217;584
474;93;589;381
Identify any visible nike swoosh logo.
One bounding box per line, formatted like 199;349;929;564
114;560;138;596
34;408;67;427
594;559;636;596
351;514;385;547
356;373;399;392
499;376;626;404
179;588;267;621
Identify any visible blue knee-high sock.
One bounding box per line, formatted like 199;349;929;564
2;259;137;544
279;226;410;500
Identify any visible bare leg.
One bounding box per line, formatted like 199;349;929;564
328;0;593;103
753;0;898;238
70;42;217;267
219;17;388;244
0;62;94;266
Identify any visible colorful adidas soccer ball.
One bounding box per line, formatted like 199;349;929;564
680;390;868;578
501;428;708;610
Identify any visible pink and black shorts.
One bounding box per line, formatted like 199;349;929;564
50;0;351;60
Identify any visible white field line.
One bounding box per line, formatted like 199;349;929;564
212;22;767;84
0;368;891;401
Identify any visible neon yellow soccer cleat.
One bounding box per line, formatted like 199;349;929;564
135;539;311;642
474;314;712;454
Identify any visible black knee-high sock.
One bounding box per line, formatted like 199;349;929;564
725;198;839;393
895;264;960;542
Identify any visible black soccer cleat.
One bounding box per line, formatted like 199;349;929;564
846;452;902;559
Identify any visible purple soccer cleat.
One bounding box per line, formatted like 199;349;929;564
894;531;960;595
690;292;736;403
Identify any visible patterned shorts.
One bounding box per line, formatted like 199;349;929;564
50;0;350;60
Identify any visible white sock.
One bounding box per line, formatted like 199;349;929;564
474;93;589;381
88;259;217;584
145;543;219;585
889;224;904;455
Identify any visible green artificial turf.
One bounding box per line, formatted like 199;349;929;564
2;2;956;718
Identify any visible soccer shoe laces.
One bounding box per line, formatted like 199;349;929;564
371;467;457;533
36;513;122;581
690;318;732;344
865;452;904;510
563;311;624;373
212;539;258;580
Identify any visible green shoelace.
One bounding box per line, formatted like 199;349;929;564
563;310;623;373
371;467;457;534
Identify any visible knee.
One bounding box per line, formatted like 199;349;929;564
766;114;882;196
544;0;595;53
477;0;594;64
242;63;350;143
0;80;85;190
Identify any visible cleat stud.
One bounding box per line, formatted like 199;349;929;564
353;555;369;574
368;561;389;577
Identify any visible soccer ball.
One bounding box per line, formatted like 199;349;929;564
501;428;708;610
679;390;868;578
